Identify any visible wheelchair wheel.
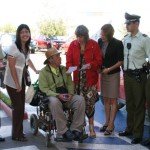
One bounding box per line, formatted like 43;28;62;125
30;114;38;135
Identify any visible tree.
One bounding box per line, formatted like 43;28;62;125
39;19;66;37
0;23;16;33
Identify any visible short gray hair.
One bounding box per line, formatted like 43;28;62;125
75;25;89;42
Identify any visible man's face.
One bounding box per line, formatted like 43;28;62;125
126;22;138;32
51;53;61;66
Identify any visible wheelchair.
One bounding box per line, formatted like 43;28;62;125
29;91;88;147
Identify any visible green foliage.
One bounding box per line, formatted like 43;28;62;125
39;19;66;37
0;23;16;33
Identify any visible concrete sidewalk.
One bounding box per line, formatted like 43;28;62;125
0;102;150;150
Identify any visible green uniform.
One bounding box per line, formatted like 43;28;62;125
123;31;150;138
146;75;150;122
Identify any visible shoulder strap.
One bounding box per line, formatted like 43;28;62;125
48;65;56;86
48;65;67;88
59;67;67;88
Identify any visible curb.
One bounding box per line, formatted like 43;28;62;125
0;100;28;120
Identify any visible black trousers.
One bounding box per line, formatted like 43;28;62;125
124;73;147;138
6;84;25;138
146;76;150;136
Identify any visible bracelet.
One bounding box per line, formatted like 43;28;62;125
107;68;110;71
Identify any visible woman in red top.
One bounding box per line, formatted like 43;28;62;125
66;25;102;138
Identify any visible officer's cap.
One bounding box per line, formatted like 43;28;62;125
125;13;141;24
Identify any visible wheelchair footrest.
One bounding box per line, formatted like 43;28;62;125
54;137;72;142
54;133;88;142
74;133;88;142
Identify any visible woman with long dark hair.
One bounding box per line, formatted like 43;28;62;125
4;24;38;141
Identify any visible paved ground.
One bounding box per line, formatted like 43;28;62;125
0;100;150;150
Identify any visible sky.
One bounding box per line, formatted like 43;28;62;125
0;0;150;38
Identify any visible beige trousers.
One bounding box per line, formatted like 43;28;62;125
48;95;85;135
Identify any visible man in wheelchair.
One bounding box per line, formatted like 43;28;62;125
39;48;86;141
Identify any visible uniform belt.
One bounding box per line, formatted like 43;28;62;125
124;68;145;82
124;68;144;74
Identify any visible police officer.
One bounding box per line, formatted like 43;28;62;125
0;45;5;142
118;13;150;144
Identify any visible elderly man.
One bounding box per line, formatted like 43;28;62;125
0;45;5;142
39;47;86;141
119;13;150;144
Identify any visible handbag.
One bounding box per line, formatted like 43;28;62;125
25;80;39;103
24;65;31;86
25;85;35;103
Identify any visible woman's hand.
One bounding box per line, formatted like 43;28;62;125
16;84;22;92
28;59;40;74
102;68;110;74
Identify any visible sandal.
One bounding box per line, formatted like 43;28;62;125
12;136;28;142
89;125;96;138
99;125;108;132
104;127;114;136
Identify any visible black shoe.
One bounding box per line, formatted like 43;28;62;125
141;139;150;146
72;130;82;141
62;130;74;141
100;125;108;132
118;131;132;136
72;130;88;141
131;138;142;144
0;137;5;142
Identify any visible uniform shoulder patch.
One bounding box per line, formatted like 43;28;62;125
142;34;147;37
